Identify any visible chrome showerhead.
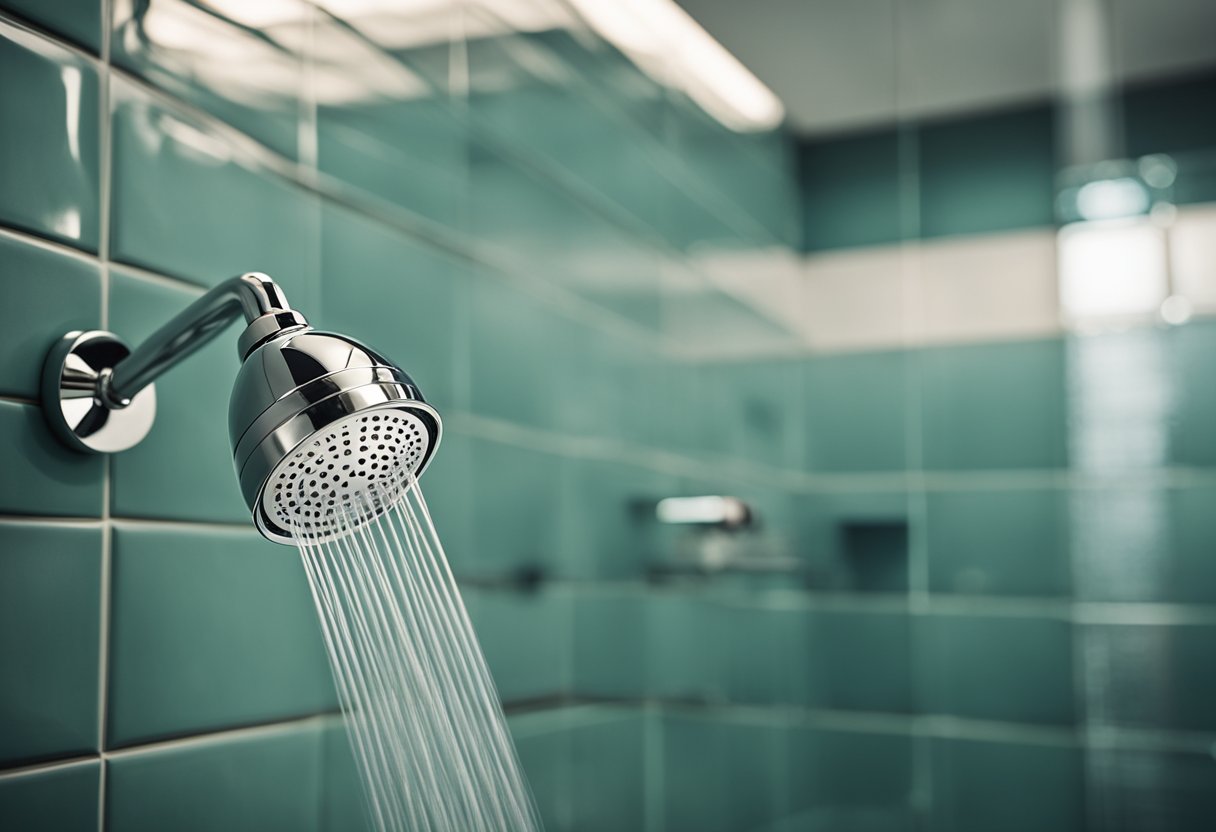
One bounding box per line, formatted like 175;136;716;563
230;328;440;543
43;272;441;545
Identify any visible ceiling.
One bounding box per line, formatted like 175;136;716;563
676;0;1216;135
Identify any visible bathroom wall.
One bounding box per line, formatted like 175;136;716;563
0;1;799;829
3;2;1216;832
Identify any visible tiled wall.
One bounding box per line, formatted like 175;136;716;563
0;0;799;829
3;3;1216;832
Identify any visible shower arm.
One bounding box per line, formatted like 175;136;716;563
42;272;308;454
100;272;307;408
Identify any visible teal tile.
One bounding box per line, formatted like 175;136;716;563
658;713;732;832
468;145;662;330
0;0;102;51
0;23;100;250
810;611;913;713
109;78;320;308
643;352;702;453
929;737;1083;832
509;710;573;830
661;713;789;832
1124;72;1216;161
646;594;723;702
804;350;909;472
920;613;1075;726
318;97;466;230
573;592;646;698
1081;622;1216;732
1071;483;1216;604
106;725;323;832
721;603;811;706
0;522;100;765
1168;320;1216;466
716;718;796;831
1086;746;1216;832
796;490;911;592
569;710;647;832
717;603;913;712
698;357;803;469
108;269;247;523
0;400;104;517
558;325;654;441
917;104;1056;238
800;128;905;252
786;725;916;830
0;234;101;398
927;487;1071;597
672;112;798;247
107;525;335;747
465;587;571;702
467;271;579;432
111;0;305;159
559;458;676;580
465;31;681;252
466;437;563;578
661;93;786;250
317;202;460;411
920;338;1067;471
319;722;371;832
0;760;100;831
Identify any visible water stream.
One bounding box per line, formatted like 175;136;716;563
292;471;543;832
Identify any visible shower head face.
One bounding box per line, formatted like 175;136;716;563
262;408;429;538
230;328;441;544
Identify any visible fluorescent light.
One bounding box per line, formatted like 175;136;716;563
656;496;750;527
567;0;784;132
1058;218;1168;324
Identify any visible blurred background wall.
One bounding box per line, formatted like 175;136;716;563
0;1;1214;830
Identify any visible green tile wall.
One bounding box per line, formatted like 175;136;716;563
0;24;100;250
926;488;1071;597
0;760;101;831
105;725;324;832
107;525;335;747
0;523;101;766
0;234;101;399
800;73;1216;252
929;736;1084;832
800;127;904;251
109;79;321;305
920;337;1069;470
917;104;1056;239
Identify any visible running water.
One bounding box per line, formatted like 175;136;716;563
292;470;543;832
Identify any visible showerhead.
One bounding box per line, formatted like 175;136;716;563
43;273;441;545
230;328;440;543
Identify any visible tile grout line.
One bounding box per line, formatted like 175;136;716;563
1;512;1213;623
3;694;1214;784
0;711;348;782
97;5;113;828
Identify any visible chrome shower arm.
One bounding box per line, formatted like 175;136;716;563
102;272;306;406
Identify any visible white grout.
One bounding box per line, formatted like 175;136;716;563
0;712;348;783
0;223;99;265
101;712;343;760
97;5;113;825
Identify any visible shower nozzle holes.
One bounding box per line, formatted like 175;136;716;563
265;410;429;533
